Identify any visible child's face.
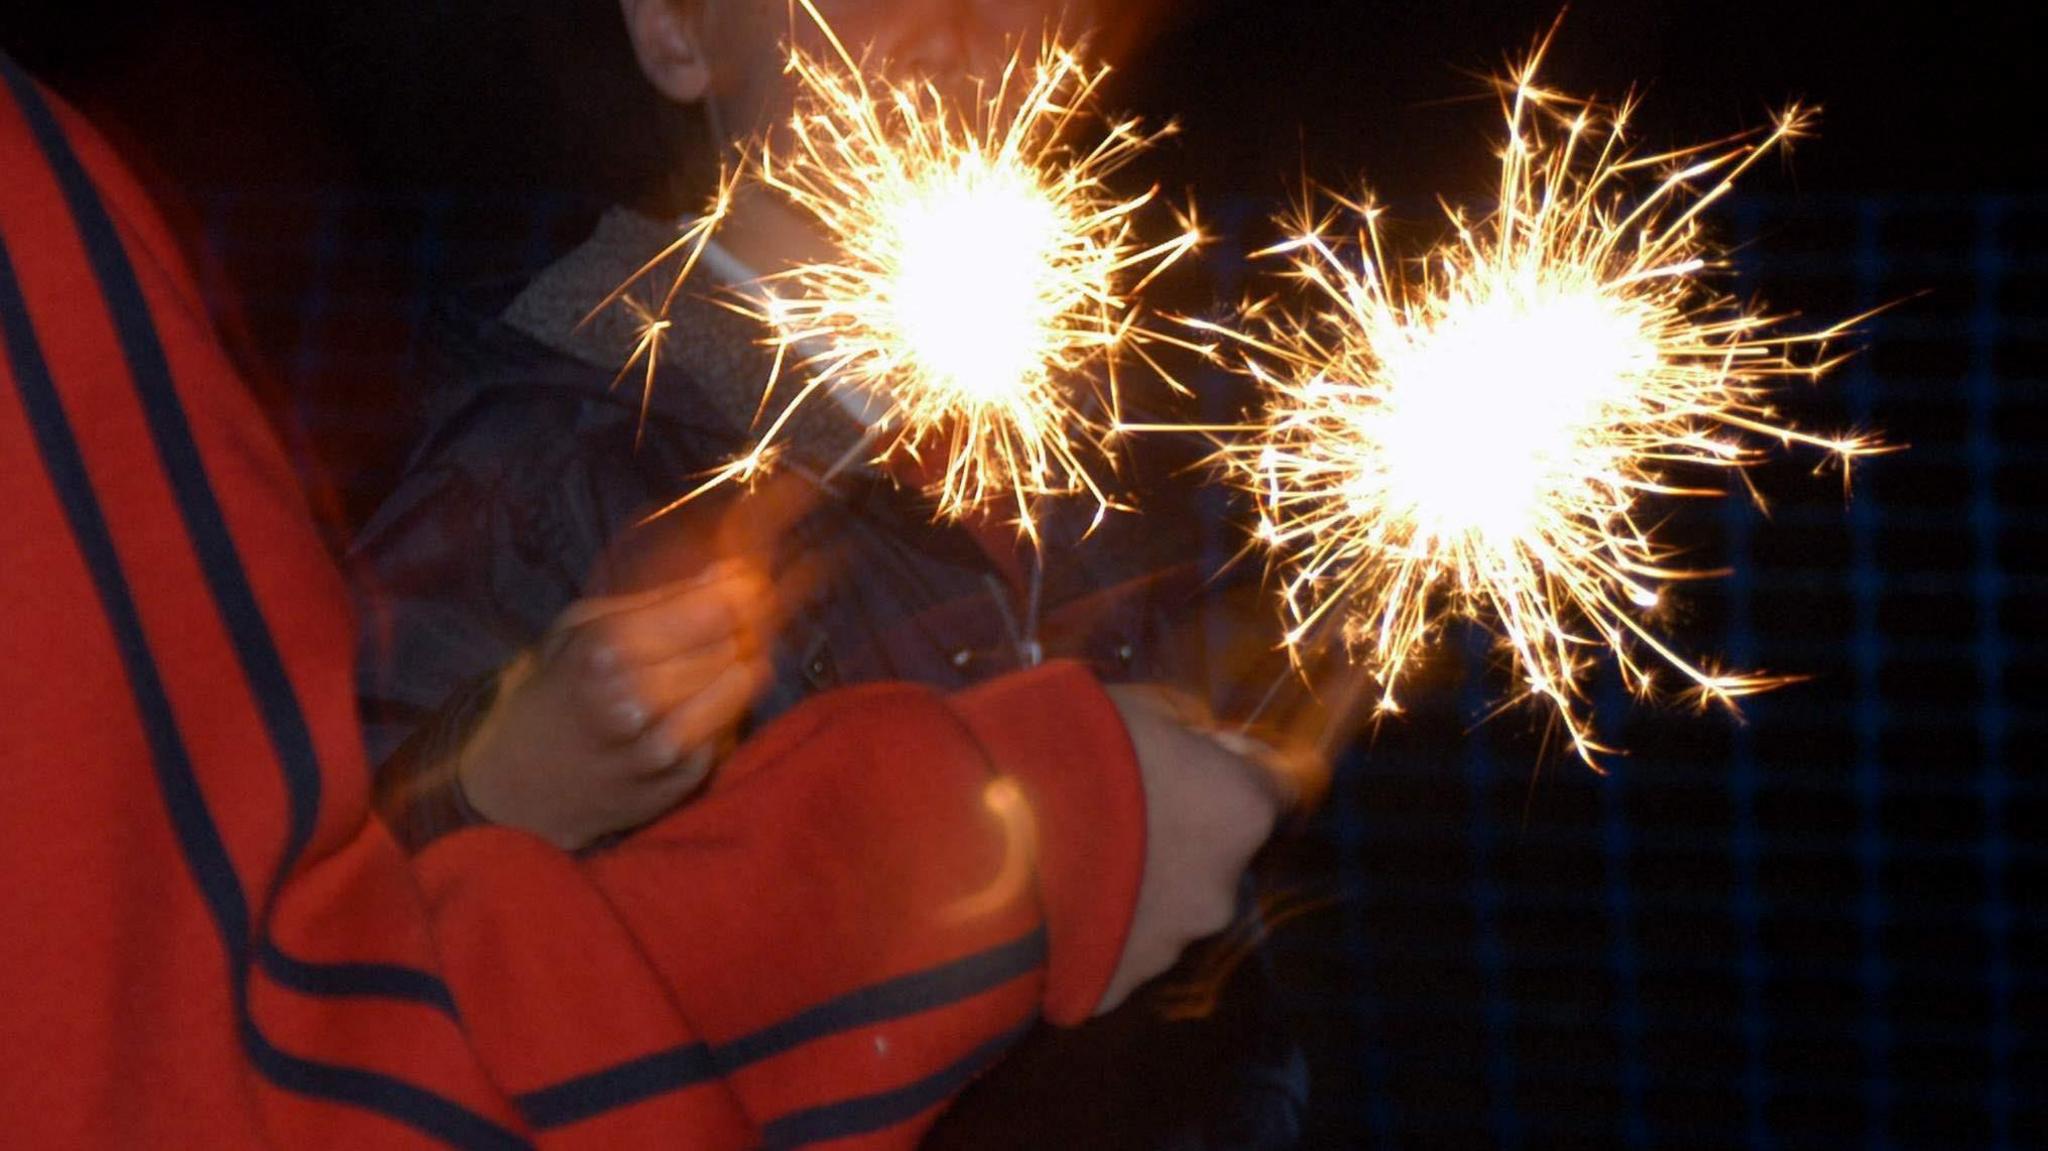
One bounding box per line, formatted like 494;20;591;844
626;0;1133;275
682;0;1102;141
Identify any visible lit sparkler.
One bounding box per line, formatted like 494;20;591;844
1186;40;1886;767
637;1;1201;543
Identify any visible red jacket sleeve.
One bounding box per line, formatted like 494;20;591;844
0;55;1143;1151
417;661;1144;1148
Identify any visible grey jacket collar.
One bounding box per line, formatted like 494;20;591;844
499;206;872;474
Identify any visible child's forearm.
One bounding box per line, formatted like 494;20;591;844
411;663;1144;1149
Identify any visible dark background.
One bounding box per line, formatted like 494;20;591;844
8;2;2042;1147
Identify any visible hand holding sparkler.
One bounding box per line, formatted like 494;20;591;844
416;474;823;851
442;562;775;850
1097;682;1307;1013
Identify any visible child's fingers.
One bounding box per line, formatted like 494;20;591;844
575;570;765;669
623;658;771;775
551;559;742;633
641;745;718;811
1119;682;1326;814
714;471;822;561
574;638;747;742
1203;728;1321;813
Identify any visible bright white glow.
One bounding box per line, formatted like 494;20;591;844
1374;277;1652;545
1203;38;1885;768
884;161;1068;406
625;13;1202;540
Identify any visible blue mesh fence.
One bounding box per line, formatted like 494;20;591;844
1237;194;2046;1150
189;185;2045;1149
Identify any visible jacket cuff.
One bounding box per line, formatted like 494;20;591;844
949;661;1145;1026
371;670;504;853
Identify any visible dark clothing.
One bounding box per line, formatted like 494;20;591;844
351;284;1192;771
347;211;1307;1149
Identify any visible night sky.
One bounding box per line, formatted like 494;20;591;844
8;1;2036;206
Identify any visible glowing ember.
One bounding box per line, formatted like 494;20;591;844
637;0;1200;542
1191;35;1888;766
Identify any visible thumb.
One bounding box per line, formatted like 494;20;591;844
1201;728;1323;814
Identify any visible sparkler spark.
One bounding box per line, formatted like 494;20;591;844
641;1;1201;541
593;184;737;448
1195;42;1888;767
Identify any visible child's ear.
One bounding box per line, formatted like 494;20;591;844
621;0;712;104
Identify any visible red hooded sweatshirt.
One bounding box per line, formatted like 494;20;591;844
0;56;1144;1149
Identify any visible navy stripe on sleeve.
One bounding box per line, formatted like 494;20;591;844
0;187;253;988
514;1042;722;1131
515;927;1046;1130
1;218;526;1151
760;1024;1030;1149
258;941;463;1018
244;1020;531;1151
0;50;459;1020
0;52;325;893
1;59;525;1150
718;927;1046;1070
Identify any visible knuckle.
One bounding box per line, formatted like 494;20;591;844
654;707;712;768
680;671;746;739
550;629;599;678
588;687;650;739
1196;891;1238;939
647;750;713;808
1243;793;1281;845
688;582;739;628
633;727;682;772
586;616;631;656
1126;942;1175;990
666;709;715;756
702;635;745;674
619;665;664;710
673;747;715;791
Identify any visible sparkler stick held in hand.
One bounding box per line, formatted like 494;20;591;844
1169;34;1892;769
627;0;1204;556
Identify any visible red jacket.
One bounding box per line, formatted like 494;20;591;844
0;57;1144;1149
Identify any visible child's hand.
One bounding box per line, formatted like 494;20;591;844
1095;684;1313;1014
455;561;777;850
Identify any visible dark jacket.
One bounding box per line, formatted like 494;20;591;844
346;221;1306;1149
350;287;1198;772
